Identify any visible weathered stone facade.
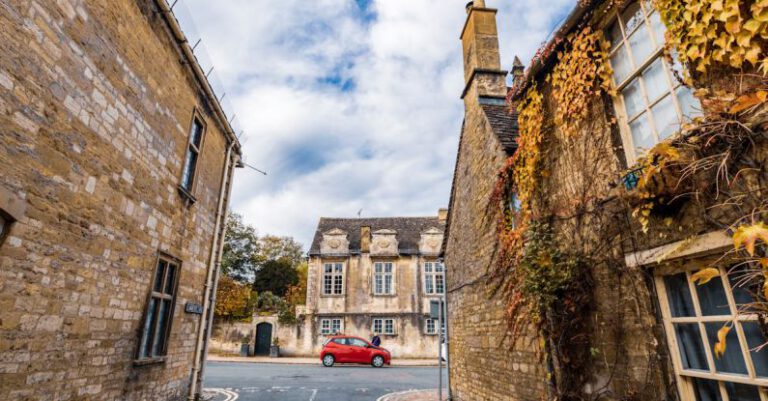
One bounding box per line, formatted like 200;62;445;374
444;1;767;400
0;1;240;400
292;214;447;358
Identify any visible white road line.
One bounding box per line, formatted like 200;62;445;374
376;389;423;401
205;388;239;401
308;388;318;401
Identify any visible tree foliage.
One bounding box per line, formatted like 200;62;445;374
221;212;261;282
214;276;254;320
252;259;299;297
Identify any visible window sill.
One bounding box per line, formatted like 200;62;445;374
177;186;197;205
319;294;345;298
372;294;397;297
133;356;166;366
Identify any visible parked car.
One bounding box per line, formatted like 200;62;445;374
320;335;391;367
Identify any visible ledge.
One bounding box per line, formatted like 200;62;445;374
177;185;197;205
133;356;166;366
624;231;732;268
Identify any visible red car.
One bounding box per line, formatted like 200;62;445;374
320;335;391;367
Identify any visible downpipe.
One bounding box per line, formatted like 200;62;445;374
188;142;235;400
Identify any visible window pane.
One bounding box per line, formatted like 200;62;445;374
139;298;157;358
611;46;633;84
426;275;434;294
676;86;702;121
692;378;722;401
385;275;392;294
665;273;695;317
334;275;343;294
375;263;382;273
436;274;445;294
436;263;444;272
164;264;176;294
190;120;203;148
324;264;332;273
628;23;654;66
742;321;768;377
385;263;392;273
334;264;343;272
642;58;670;103
425;263;433;273
609;22;624;50
154;261;167;292
695;273;730;316
651;95;680;140
152;299;171;356
728;268;756;306
622;78;645;119
674;323;708;371
630;113;655;154
648;11;665;48
621;2;644;33
375;275;382;294
724;381;761;401
704;322;748;375
181;149;198;190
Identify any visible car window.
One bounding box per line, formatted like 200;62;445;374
349;338;368;347
332;338;347;345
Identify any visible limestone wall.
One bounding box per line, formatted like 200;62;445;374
0;0;233;400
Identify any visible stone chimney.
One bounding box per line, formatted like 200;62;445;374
460;0;507;100
438;208;448;223
360;226;371;253
511;55;525;89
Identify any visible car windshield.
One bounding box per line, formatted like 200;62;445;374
349;338;368;347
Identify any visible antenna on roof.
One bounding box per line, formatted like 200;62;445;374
357;209;363;218
242;162;267;176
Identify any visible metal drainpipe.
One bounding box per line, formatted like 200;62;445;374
196;147;238;398
439;257;453;400
188;142;235;400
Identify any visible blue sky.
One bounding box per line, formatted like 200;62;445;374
181;0;575;249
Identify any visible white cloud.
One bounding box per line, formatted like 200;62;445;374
179;0;575;249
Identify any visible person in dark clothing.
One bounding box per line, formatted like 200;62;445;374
370;333;381;347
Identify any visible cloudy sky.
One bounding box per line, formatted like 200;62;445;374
180;0;575;249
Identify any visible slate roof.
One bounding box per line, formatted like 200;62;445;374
308;217;445;256
480;103;519;155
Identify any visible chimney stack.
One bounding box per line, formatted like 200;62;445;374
438;208;448;223
460;0;507;100
360;226;371;253
511;56;525;89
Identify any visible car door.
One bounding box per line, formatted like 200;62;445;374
347;338;372;363
332;338;351;363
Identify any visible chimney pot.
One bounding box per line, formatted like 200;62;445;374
438;208;448;223
465;1;474;13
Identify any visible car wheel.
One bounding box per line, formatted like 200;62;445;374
322;354;335;367
371;355;384;368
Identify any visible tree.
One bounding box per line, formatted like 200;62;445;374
221;212;260;283
252;259;299;297
214;276;254;320
285;261;308;306
258;235;303;267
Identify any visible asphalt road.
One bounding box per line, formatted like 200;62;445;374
203;362;447;401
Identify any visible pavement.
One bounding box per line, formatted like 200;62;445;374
202;361;448;401
207;355;439;366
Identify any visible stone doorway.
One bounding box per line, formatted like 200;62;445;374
254;322;272;356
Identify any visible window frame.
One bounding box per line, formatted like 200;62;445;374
135;253;181;364
655;262;768;401
321;262;345;296
373;261;395;296
605;0;699;164
425;318;438;335
0;209;13;247
178;109;207;203
423;261;445;295
319;318;343;335
372;318;396;335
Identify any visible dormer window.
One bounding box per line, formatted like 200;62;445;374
607;0;701;163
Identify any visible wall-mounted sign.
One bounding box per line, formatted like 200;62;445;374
185;302;204;315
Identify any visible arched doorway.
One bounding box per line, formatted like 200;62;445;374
254;322;272;356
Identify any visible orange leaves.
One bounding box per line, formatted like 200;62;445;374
732;222;768;256
549;27;614;138
728;91;768;114
713;324;731;358
690;267;720;285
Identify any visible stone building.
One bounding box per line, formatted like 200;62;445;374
283;213;448;358
444;1;768;401
0;1;241;400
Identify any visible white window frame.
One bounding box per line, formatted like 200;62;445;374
322;262;344;296
655;262;768;401
372;318;396;335
425;318;438;335
319;318;343;335
606;0;701;164
373;261;395;295
424;261;445;295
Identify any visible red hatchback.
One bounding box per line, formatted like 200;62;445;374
320;336;391;368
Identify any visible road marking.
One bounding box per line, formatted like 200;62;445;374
376;389;424;401
205;388;239;401
308;388;318;401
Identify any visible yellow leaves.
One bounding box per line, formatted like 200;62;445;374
732;222;768;256
729;91;768;114
713;325;731;359
691;268;721;285
656;0;767;76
